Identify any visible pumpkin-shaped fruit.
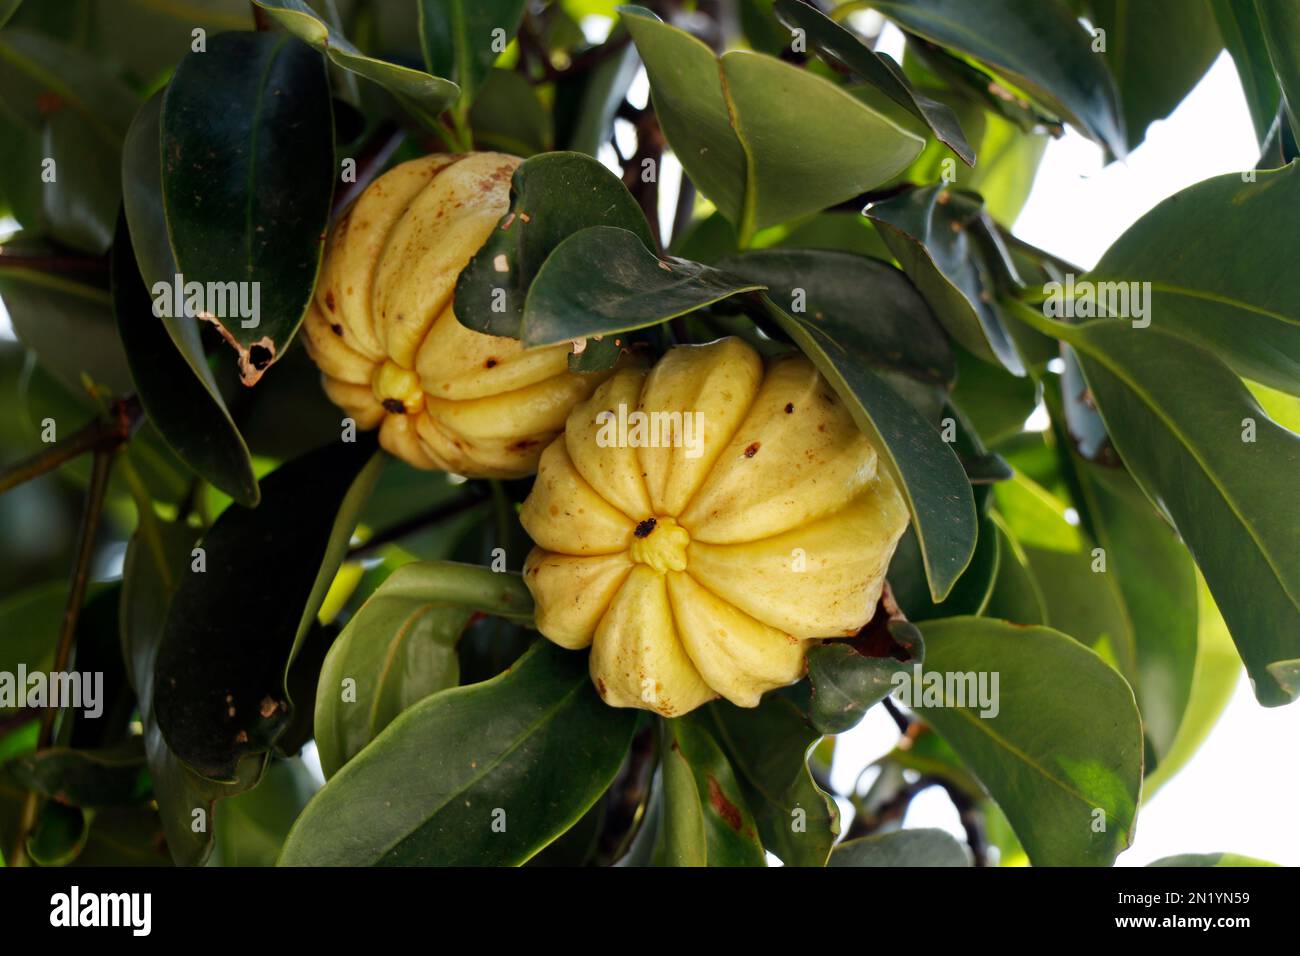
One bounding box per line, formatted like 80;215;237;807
302;152;608;477
520;337;909;716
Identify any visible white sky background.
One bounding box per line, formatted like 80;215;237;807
1;17;1295;867
831;26;1300;866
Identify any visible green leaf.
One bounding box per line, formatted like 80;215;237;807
161;30;335;385
280;642;637;865
869;0;1126;157
4;743;147;809
621;6;923;244
915;617;1143;866
111;212;259;507
830;827;969;866
1086;165;1300;395
773;0;974;164
1089;0;1220;150
1064;455;1198;764
992;471;1138;684
867;185;1022;374
983;515;1047;625
315;561;535;779
890;510;999;621
1143;572;1240;796
1256;0;1300;135
254;0;459;117
761;298;977;600
1014;312;1300;706
25;801;88;866
0;258;132;396
208;758;318;867
718;248;954;385
1148;852;1278;867
1210;0;1281;142
0;28;137;253
455;151;653;338
418;0;528;110
522;226;764;347
0;582;63;704
659;713;767;866
560;22;640;157
121;519;249;866
708;696;839;867
950;345;1039;445
154;438;384;782
805;620;924;735
470;68;552;155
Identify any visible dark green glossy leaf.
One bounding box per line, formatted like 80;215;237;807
1210;0;1281;142
659;712;766;866
870;0;1125;157
523;226;764;347
983;515;1046;625
867;185;1022;374
830;827;969;866
950;345;1039;445
419;0;528;110
890;510;999;622
315;561;534;779
112;212;258;507
762;297;977;601
1014;309;1300;706
1087;165;1300;394
280;641;637;865
1089;0;1220;150
561;22;639;157
805;619;924;735
5;742;147;808
455;150;652;338
1257;0;1300;135
621;6;923;244
161;30;334;384
154;438;384;782
708;696;839;867
254;0;458;116
718;248;953;385
0;28;137;253
121;519;249;866
774;0;974;164
916;617;1143;866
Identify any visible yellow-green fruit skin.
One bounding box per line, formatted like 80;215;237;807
303;152;608;478
520;337;910;716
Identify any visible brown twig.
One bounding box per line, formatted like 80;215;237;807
0;396;141;496
10;445;116;867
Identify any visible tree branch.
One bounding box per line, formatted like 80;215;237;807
0;396;140;496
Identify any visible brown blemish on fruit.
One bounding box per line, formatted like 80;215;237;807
485;357;498;368
509;438;540;452
330;323;344;336
744;442;760;458
634;517;657;538
707;776;743;831
785;403;794;413
382;398;406;414
325;290;336;311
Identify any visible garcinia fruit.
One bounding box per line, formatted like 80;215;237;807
302;152;610;477
520;337;909;716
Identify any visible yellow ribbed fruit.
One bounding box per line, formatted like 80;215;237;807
303;152;609;477
520;337;910;716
